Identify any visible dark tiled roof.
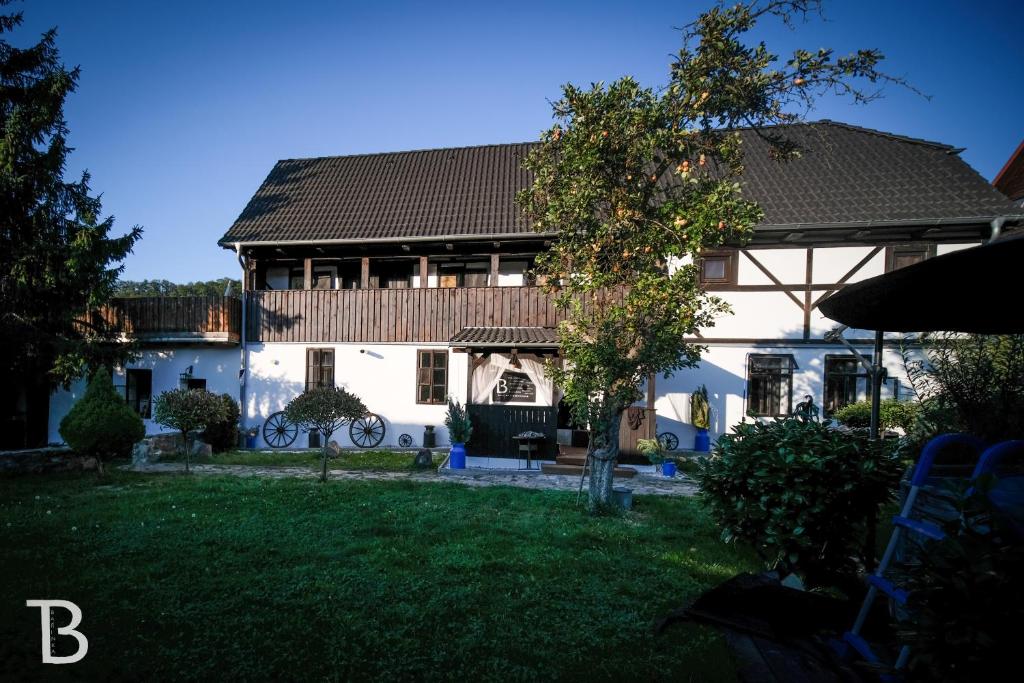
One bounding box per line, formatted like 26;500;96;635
449;326;558;347
219;121;1023;246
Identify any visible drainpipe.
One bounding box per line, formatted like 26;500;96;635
234;243;248;428
989;216;1007;243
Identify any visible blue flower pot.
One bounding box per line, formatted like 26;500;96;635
694;428;710;452
662;461;677;478
449;442;467;469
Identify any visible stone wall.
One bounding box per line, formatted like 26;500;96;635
0;447;98;476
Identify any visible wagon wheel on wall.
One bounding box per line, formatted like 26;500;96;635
658;432;679;452
350;413;386;448
263;411;298;448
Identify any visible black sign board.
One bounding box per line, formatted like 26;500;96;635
492;371;537;403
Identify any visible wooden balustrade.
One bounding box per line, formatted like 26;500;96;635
93;296;242;343
247;286;600;343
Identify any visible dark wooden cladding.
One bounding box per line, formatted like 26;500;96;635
466;404;559;459
247;286;606;343
96;296;242;341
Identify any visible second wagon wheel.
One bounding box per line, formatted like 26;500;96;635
349;413;386;448
658;431;680;452
263;411;298;448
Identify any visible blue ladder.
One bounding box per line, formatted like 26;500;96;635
841;433;985;677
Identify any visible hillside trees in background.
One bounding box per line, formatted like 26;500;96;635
114;278;241;298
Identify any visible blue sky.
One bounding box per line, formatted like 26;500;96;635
16;0;1024;282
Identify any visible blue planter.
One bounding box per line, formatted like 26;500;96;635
449;442;467;469
694;428;710;452
245;434;257;449
662;461;677;478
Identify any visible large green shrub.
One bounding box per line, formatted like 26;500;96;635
696;418;902;589
59;369;145;471
201;393;241;452
285;386;367;482
832;398;918;431
153;389;228;473
903;333;1024;445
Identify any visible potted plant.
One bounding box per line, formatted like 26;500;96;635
637;438;675;477
691;385;711;452
444;399;472;469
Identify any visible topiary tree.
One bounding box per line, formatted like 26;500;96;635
518;0;907;511
284;386;367;482
59;368;145;474
152;389;228;473
696;418;902;592
200;393;241;452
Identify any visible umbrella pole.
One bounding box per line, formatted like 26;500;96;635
869;330;884;442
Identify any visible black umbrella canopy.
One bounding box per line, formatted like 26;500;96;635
818;233;1024;334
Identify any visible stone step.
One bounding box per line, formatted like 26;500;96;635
541;463;638;478
555;454;588;466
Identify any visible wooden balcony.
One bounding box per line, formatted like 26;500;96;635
96;296;242;344
247;286;572;344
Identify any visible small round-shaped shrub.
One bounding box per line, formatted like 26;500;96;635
697;418;902;589
833;398;918;432
59;369;145;464
201;393;241;452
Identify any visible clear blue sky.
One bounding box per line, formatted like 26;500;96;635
16;0;1024;282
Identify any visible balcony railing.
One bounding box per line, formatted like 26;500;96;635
95;296;242;344
247;286;577;343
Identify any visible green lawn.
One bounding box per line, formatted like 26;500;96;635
0;472;754;681
168;448;444;470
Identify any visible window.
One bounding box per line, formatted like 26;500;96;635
698;250;737;286
125;369;152;419
437;262;489;288
823;355;869;416
747;354;795;417
369;261;412;289
186;378;207;391
305;348;335;390
886;244;935;272
416;350;448;404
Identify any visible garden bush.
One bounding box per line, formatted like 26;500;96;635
832;398;918;432
696;418;902;590
285;386;367;482
59;369;145;471
201;393;241;452
153;389;228;473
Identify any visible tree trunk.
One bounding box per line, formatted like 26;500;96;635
588;407;623;513
183;431;191;474
320;431;329;483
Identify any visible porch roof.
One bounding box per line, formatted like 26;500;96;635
449;326;558;348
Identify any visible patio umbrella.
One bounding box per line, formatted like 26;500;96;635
818;233;1024;334
818;232;1024;440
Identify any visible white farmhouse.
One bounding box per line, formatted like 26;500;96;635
48;122;1024;468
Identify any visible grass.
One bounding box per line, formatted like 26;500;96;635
167;448;444;470
0;471;754;681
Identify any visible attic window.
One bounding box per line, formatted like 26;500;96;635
699;250;737;286
886;244;936;272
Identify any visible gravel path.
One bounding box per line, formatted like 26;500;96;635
129;462;698;497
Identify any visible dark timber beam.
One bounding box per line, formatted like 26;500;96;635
360;257;370;289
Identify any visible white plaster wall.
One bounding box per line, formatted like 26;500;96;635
653;343;911;449
48;346;241;443
244;342;467;449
